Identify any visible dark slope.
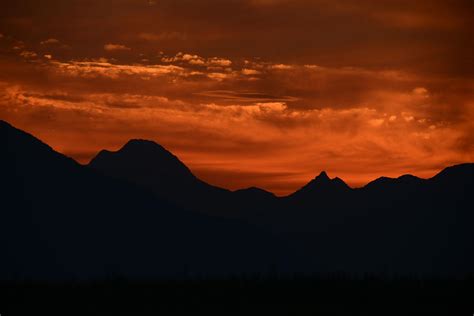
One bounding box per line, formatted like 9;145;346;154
0;120;291;279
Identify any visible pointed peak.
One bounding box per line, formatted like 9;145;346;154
315;171;330;181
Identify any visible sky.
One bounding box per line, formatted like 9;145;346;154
1;0;473;195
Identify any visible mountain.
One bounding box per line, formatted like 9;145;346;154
1;119;473;279
89;139;201;191
88;139;234;215
364;174;425;192
0;120;290;279
88;140;275;216
286;171;352;204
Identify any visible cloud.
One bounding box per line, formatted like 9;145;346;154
182;54;206;65
19;50;37;58
40;38;60;45
161;52;232;68
208;57;232;67
104;43;131;51
49;60;186;79
271;64;293;70
196;90;298;103
412;87;429;97
206;72;232;81
242;68;261;75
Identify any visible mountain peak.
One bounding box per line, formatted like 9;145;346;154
234;186;275;197
120;139;165;152
88;138;199;192
314;171;330;182
288;170;351;199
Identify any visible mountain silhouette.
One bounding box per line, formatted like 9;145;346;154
287;171;352;203
1;119;473;279
88;140;274;215
0;120;289;279
88;139;225;201
91;139;196;182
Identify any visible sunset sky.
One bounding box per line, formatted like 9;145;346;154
1;0;473;195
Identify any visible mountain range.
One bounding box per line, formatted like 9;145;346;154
1;119;473;279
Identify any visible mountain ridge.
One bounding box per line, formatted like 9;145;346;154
3;119;472;199
2;119;473;279
84;132;473;197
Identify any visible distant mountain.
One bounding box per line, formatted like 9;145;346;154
364;174;425;191
88;140;274;215
233;187;276;200
1;119;473;279
89;139;225;199
287;171;351;203
89;139;199;190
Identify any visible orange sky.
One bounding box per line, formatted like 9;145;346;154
1;0;473;195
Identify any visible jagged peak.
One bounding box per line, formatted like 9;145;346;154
289;170;352;198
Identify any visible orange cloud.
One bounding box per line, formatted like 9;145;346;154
40;38;60;45
104;43;131;51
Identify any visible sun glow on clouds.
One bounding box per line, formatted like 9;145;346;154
0;0;473;194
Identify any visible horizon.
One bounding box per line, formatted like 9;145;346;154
1;0;473;195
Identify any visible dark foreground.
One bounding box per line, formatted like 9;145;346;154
1;277;473;315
